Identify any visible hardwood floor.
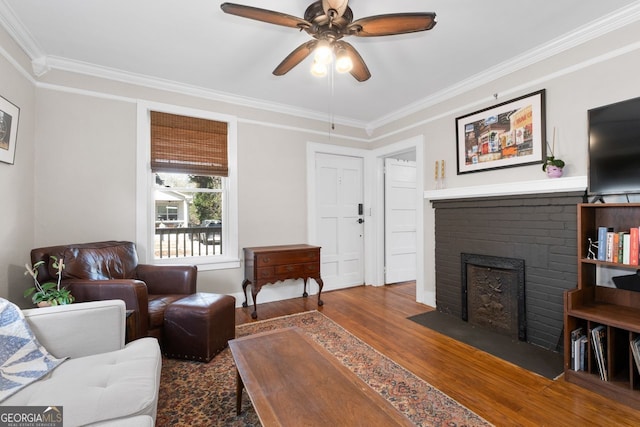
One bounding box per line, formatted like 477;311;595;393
236;283;640;426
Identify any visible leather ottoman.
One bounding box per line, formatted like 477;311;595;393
163;292;236;362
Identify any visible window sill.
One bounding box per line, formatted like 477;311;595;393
153;255;240;271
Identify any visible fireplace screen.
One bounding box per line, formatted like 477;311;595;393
461;253;526;341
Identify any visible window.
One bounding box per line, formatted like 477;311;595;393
154;172;222;256
137;103;239;270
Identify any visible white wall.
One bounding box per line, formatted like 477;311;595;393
34;90;137;244
0;27;36;306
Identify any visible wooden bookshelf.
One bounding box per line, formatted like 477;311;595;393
564;203;640;410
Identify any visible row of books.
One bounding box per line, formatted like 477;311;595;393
569;326;608;381
570;327;588;371
596;226;640;265
571;326;640;382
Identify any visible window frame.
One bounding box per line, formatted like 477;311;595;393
136;101;239;270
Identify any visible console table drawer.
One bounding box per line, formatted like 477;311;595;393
256;250;319;267
274;262;319;277
256;267;275;279
303;262;320;275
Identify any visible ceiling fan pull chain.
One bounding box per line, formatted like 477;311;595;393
329;65;335;132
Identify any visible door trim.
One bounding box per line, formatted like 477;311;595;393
384;157;417;284
372;136;427;305
307;143;372;286
307;137;427;306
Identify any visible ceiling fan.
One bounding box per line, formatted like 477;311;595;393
220;0;437;82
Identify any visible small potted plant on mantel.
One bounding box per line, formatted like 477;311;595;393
542;128;565;178
543;155;565;178
24;256;75;307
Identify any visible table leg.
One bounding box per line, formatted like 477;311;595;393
236;369;244;415
316;277;324;306
250;284;259;319
302;278;309;298
241;279;250;308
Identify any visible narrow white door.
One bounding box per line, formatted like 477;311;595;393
315;153;364;291
384;158;417;283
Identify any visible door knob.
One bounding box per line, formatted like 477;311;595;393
358;218;364;224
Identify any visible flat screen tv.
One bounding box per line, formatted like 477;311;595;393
588;95;640;196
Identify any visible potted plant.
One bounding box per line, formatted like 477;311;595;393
542;155;565;178
24;256;75;307
543;128;565;178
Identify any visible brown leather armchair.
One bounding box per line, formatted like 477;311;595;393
30;241;197;341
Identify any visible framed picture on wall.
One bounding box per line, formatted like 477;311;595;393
455;89;546;175
0;95;20;165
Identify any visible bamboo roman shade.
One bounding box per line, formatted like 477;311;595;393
150;111;228;177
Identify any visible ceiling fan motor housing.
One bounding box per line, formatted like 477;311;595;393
303;0;355;45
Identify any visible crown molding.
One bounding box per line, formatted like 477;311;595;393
368;36;640;144
0;0;45;65
43;55;368;130
0;38;34;83
368;1;640;131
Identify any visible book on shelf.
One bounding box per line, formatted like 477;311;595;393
591;325;608;381
579;335;588;372
606;231;615;262
576;335;589;371
631;336;640;375
597;227;611;261
623;232;631;265
614;232;623;263
631;227;639;266
571;327;584;371
571;327;587;371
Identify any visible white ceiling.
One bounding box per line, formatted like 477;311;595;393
1;0;639;129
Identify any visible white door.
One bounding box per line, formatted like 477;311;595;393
315;153;364;291
384;158;417;283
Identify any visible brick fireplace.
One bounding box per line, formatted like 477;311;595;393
431;190;584;351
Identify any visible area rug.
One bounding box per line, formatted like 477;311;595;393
157;310;492;426
408;311;564;380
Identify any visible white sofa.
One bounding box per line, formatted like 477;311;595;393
3;300;161;427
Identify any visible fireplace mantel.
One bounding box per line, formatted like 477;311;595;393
424;176;587;201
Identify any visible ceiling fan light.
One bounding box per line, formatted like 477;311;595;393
310;60;328;77
314;41;333;65
335;50;353;73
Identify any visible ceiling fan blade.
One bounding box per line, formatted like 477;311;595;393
335;41;371;82
348;13;436;37
273;40;318;76
220;3;311;30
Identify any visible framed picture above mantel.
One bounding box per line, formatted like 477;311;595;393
0;95;20;165
456;89;546;175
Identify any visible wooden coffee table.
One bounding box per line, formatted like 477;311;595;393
228;327;414;426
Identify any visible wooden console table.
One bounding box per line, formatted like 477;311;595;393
242;244;323;319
